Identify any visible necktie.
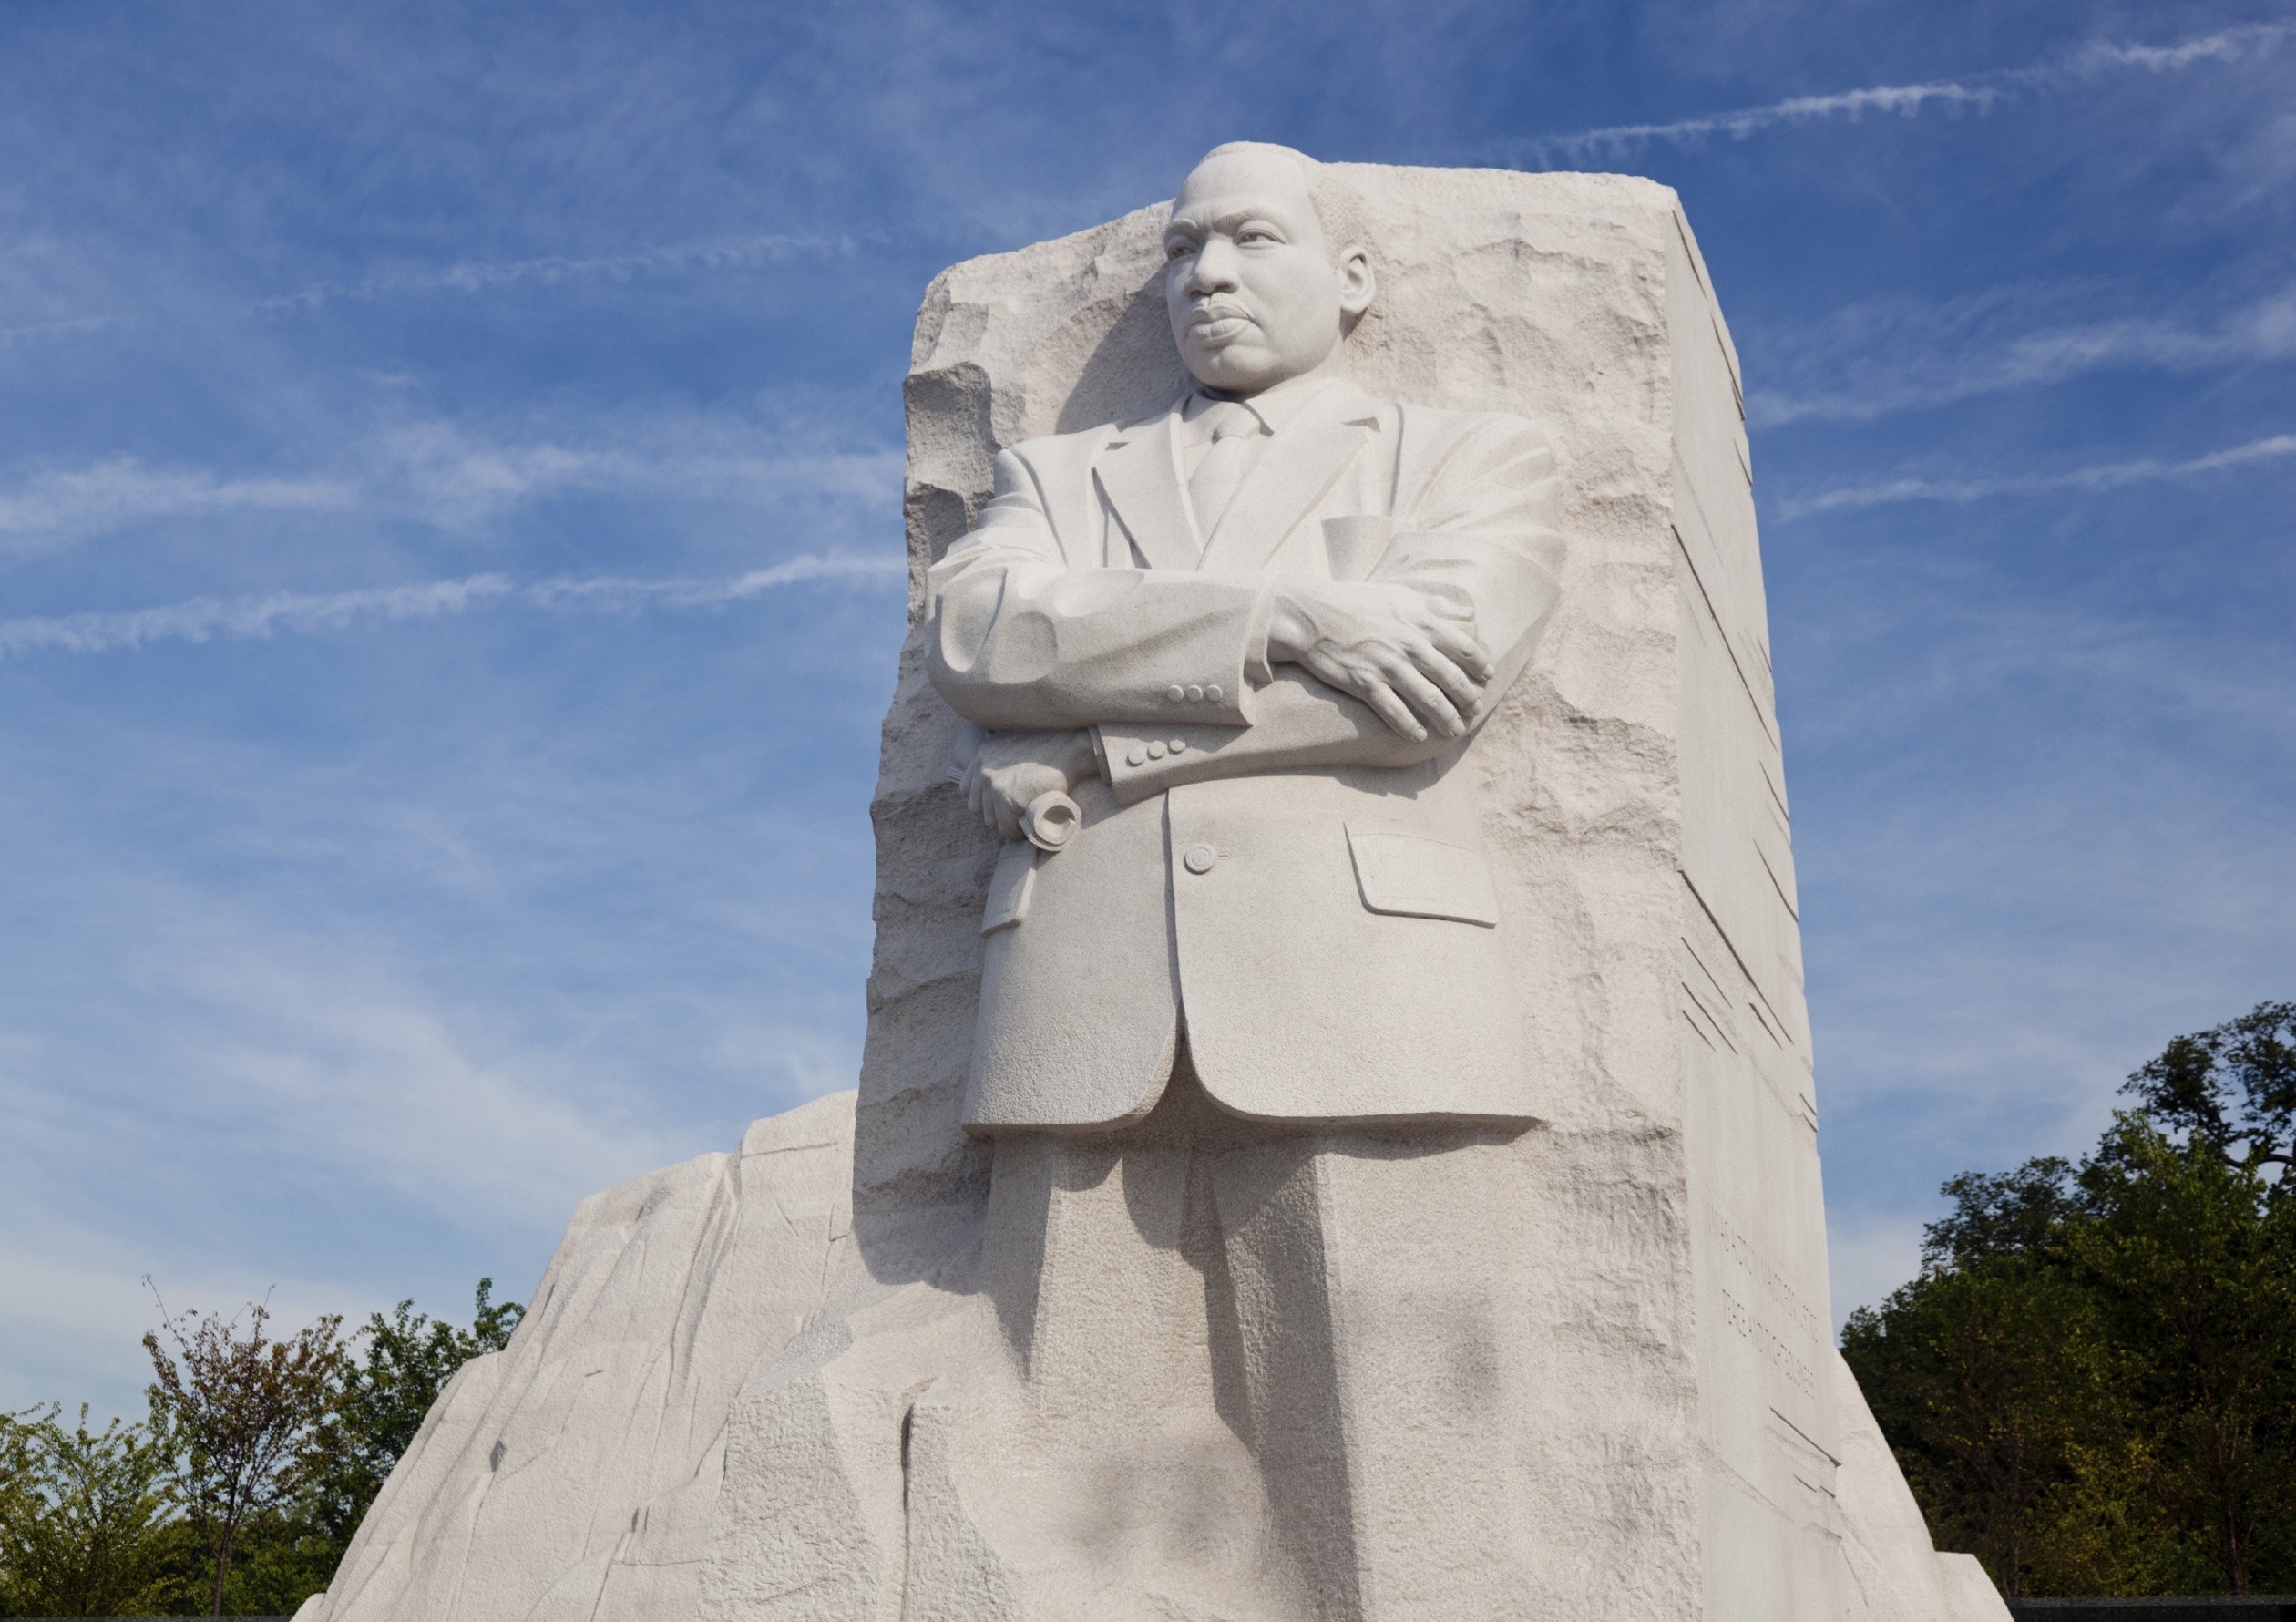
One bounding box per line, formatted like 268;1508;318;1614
1187;402;1257;543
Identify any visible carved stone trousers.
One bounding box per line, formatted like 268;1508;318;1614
971;1043;1534;1621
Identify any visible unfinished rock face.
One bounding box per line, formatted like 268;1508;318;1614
296;164;2012;1622
298;1093;856;1622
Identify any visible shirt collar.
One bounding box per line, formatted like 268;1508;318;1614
1184;372;1351;437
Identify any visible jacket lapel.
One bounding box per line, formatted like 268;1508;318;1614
1093;407;1200;572
1197;384;1381;574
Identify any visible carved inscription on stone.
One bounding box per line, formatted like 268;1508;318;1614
1717;1214;1820;1399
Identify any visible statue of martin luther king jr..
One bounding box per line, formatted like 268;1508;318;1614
897;143;1572;1613
928;141;1565;1133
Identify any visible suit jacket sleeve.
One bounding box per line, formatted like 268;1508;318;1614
925;438;1274;731
1098;413;1563;804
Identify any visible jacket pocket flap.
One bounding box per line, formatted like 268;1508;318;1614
1345;826;1500;927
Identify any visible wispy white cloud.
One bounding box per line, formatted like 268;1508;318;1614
1749;285;2296;426
0;458;354;551
1778;430;2296;518
0;421;904;551
521;551;907;608
0;1235;363;1419
177;948;692;1227
0;553;904;658
1539;78;2012;160
371;419;903;529
259;231;859;312
1512;21;2294;163
0;314;136;347
2;233;863;347
2066;28;2295;76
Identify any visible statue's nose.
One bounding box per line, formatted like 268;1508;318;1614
1189;235;1242;293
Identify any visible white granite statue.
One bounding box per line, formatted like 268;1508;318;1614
935;142;1559;1131
898;139;1569;1615
293;148;2015;1622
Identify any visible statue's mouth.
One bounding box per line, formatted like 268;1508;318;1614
1189;308;1254;342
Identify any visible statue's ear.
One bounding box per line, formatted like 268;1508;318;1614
1338;243;1376;326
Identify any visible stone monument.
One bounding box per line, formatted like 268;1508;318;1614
293;148;2014;1622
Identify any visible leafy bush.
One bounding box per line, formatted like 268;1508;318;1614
1843;1001;2296;1597
1;1278;520;1617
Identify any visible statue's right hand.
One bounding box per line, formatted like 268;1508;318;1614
959;728;1100;842
1265;575;1494;742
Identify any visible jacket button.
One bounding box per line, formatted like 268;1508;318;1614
1183;844;1216;874
1168;738;1187;754
1186;684;1204;703
1205;684;1223;703
1125;747;1145;767
1165;684;1186;703
1147;741;1166;759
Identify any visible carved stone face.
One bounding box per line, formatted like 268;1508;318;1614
1162;149;1373;396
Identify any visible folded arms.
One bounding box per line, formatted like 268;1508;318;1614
929;413;1563;829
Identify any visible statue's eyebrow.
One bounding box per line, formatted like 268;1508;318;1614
1203;207;1289;238
1166;207;1293;241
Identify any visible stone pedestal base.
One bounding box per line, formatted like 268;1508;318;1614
298;1091;2007;1622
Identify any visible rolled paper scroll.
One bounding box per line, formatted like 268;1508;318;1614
943;724;1079;854
1021;790;1080;852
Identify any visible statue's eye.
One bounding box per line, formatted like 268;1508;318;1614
1165;241;1193;261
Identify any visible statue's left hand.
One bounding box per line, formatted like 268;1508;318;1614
960;729;1101;842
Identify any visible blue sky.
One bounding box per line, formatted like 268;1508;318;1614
3;0;2291;1422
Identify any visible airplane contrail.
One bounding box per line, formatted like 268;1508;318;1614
0;552;903;658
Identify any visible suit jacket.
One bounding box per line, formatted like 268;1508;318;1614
926;377;1563;1130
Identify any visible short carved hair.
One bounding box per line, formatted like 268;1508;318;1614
1194;141;1373;273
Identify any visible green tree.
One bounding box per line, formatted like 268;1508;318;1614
3;1278;519;1616
1842;1179;2117;1597
1850;1001;2296;1600
142;1297;352;1617
2073;1116;2296;1594
2121;1001;2295;1189
2;1406;48;1616
1920;1157;2081;1267
142;1508;346;1616
0;1407;174;1616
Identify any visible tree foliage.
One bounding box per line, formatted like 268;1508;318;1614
2073;1122;2296;1594
1848;1256;2115;1596
1921;1156;2081;1268
2121;1001;2296;1186
1844;1001;2296;1598
142;1298;352;1617
0;1405;175;1616
6;1278;521;1615
0;1408;37;1540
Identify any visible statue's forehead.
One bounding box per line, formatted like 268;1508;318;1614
1170;153;1314;222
